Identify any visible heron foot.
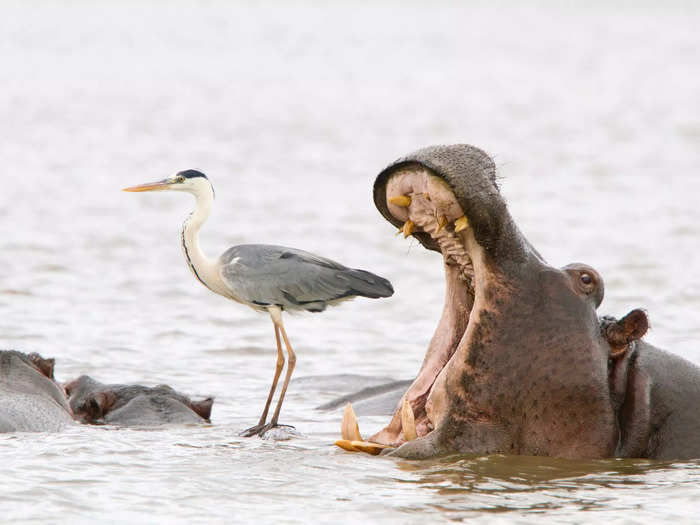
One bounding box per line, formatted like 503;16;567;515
259;423;300;441
239;423;267;437
240;422;300;439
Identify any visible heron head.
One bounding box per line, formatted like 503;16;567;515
122;169;212;195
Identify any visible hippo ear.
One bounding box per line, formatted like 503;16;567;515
190;397;214;421
28;353;55;380
601;309;649;358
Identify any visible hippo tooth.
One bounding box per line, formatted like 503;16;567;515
341;402;363;441
401;397;418;441
389;195;412;207
436;215;448;233
333;439;392;455
334;439;359;452
454;215;469;233
349;441;392;455
403;220;415;238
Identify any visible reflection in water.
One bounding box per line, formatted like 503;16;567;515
397;455;699;516
399;454;670;484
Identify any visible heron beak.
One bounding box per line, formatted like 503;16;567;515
122;179;173;192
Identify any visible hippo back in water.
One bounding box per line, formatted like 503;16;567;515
0;350;74;432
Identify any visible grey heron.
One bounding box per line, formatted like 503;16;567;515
123;170;394;436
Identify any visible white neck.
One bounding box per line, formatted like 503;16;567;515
180;182;226;296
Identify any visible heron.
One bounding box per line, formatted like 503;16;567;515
123;170;394;436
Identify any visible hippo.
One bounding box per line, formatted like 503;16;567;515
0;350;74;432
64;375;214;426
602;311;700;458
335;144;700;460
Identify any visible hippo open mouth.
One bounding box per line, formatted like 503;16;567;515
338;145;527;453
369;159;489;446
337;144;622;459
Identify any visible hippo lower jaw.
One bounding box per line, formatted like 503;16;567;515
338;165;495;455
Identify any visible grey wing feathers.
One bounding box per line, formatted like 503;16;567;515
218;244;393;313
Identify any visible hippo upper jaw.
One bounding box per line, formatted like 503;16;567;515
374;145;540;266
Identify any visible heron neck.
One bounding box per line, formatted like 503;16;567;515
181;187;224;295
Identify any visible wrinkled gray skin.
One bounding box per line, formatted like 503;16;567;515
620;342;700;458
603;311;700;459
65;375;213;426
366;144;700;460
0;350;74;432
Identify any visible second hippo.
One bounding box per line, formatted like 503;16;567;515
65;375;214;427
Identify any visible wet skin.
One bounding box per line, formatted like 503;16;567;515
603;311;700;459
341;144;700;460
0;350;74;432
65;375;213;426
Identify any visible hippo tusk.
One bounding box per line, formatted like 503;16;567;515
454;215;469;232
334;439;392;455
334;439;359;452
341;403;363;441
348;441;392;455
389;195;412;207
401;397;417;441
403;220;415;238
335;403;393;455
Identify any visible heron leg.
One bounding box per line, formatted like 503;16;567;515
267;318;296;428
260;324;284;424
240;322;285;437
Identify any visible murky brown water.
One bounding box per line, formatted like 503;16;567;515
1;1;700;523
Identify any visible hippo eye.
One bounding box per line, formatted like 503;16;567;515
580;273;593;286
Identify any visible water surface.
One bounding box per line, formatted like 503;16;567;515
1;2;700;523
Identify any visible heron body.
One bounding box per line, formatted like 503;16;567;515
124;170;393;436
218;244;393;313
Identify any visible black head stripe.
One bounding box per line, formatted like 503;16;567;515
176;169;208;180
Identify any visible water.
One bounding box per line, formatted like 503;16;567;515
1;1;700;522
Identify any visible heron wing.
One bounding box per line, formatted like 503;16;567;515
218;244;393;312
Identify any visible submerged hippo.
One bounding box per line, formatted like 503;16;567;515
0;350;74;432
65;375;213;426
336;144;700;460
